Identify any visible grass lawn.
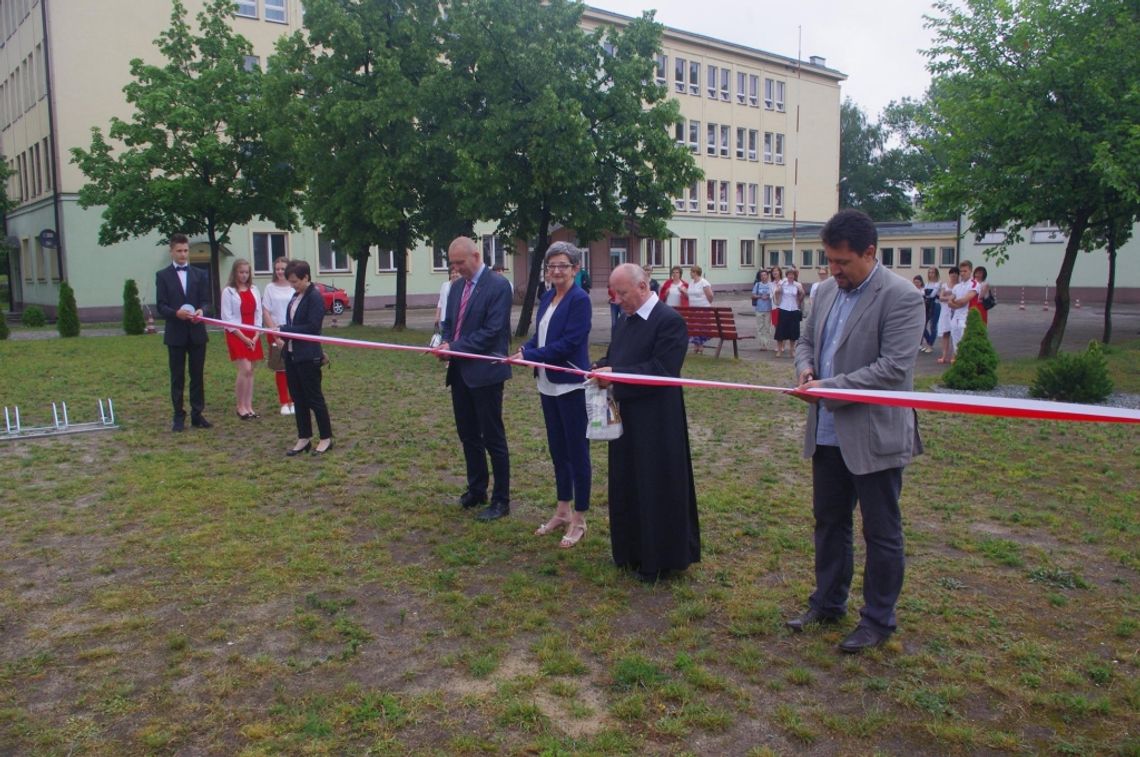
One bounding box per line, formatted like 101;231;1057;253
1;327;1137;755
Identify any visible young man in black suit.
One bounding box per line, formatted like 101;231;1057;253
437;236;513;521
155;233;212;432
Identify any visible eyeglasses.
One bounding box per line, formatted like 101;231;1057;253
544;263;572;271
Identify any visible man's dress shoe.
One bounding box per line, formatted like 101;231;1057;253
458;491;487;509
838;625;892;653
785;608;843;633
476;501;510;521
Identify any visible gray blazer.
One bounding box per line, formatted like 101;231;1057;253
794;267;926;474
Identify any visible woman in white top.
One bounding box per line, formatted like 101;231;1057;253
772;268;805;358
434;269;460;331
687;265;714;354
262;256;295;414
221;259;264;419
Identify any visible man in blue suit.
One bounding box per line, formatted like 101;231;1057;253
438;236;514;521
155;233;212;432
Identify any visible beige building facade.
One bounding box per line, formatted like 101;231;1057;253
2;1;844;318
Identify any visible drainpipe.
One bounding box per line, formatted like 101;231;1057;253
40;0;65;282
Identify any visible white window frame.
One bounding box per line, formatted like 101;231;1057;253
376;248;397;273
680;238;696;267
921;247;936;266
645;239;664;268
706;123;717;156
899;247;913;267
706;180;716;213
775;80;786;111
740;239;755;267
763;185;773;216
674;121;686;148
707;64;719;99
764;77;774;109
718;180;729;214
802;249;813;268
317;235;352;274
264;0;286;23
735;182;745;214
711;239;727;268
748;129;758;161
719;125;730;158
689;61;701;95
720;67;730;101
688;120;700;153
481;234;509;268
881;247;894;267
655;54;667;85
688;181;699;212
252;230;288;274
817;249;827;267
783;249;794;268
748;183;758;215
749;74;759;106
940;247;957;266
774;186;784;216
432;245;449;271
763;132;773;163
674;57;687;93
775;133;785;165
736;128;745;159
736;71;747;103
235;1;257;19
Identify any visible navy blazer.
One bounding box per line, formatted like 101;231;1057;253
155;263;210;347
280;284;325;362
520;284;591;384
440;268;513;388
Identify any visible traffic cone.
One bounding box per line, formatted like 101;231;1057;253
145;308;157;334
1018;288;1025;311
330;316;338;328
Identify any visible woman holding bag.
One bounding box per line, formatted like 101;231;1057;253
509;242;592;548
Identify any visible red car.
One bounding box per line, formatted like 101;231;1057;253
313;282;351;315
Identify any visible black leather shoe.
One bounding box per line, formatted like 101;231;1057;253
171;416;185;433
191;416;213;429
786;608;843;632
311;439;334;456
838;624;892;653
458;490;487;509
476;501;510;521
286;441;312;457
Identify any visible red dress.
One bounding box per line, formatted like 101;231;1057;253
225;288;265;361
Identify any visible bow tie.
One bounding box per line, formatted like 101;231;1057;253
175;265;188;272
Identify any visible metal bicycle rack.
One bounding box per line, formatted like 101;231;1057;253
3;399;119;440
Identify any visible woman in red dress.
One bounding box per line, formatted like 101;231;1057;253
221;258;265;419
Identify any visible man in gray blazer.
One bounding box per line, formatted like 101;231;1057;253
790;209;925;653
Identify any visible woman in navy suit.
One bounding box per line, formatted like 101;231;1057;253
278;260;334;456
511;242;593;548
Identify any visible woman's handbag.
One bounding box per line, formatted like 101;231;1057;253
266;343;284;371
585;381;622;440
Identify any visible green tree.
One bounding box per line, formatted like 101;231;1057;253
943;308;997;390
71;0;300;312
921;0;1140;358
839;99;914;221
444;0;701;336
56;281;80;337
122;279;146;335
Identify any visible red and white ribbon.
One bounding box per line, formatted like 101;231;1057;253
197;317;1140;425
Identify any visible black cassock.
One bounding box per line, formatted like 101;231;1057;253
597;301;700;577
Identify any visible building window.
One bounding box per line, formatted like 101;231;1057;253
689;60;701;95
774;133;785;165
921;246;935;266
376;248;397;272
817;249;827;267
719;125;729;158
674;57;686;92
706;123;717;156
775;80;785;111
735;182;745;214
940;246;957;266
688;181;699;212
748;183;758;215
674;192;686;212
243;55;260;72
680;238;696;267
711;239;727;268
318;236;351;273
801;249;813;268
880;247;894;267
736;127;745;159
718;180;729;213
740;239;755;267
768;249;780;267
252;231;287;274
688;120;700;152
235;1;257;19
707;65;719;99
736;71;747;103
774;186;784;216
899;247;912;267
748;129;758;161
264;0;286;22
654;54;667;85
763;132;773;163
674;121;686;148
782;249;794;267
1031;226;1066;243
764;78;774;109
763;185;773;216
432;245;448;270
749;74;759;106
481;234;508;268
720;67;730;101
645;239;664;268
706;180;716;213
976;230;1006;245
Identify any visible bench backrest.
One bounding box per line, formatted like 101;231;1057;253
674;306;741;339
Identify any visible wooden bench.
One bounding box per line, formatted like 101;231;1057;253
674;306;752;358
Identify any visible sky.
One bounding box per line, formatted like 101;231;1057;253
592;0;944;118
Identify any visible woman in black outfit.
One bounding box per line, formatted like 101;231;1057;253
278;260;333;456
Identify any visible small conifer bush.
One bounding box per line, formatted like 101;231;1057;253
0;313;8;340
123;279;146;335
944;308;998;390
57;281;80;337
1030;341;1113;404
21;305;46;327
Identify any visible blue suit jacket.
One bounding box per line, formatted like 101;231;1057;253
440;268;513;388
520;284;591;384
280;284;325;362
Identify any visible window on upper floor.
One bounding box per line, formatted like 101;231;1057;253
719;125;729;158
706;123;717;156
748;129;758;161
719;67;730;101
688;120;700;153
735;182;745;214
674;121;686;148
764;78;774;109
706;180;716;213
689;60;701;95
763;132;773;163
774;80;785;111
674;57;687;93
737;71;747;104
774;186;784;217
774;133;785;165
748;184;758;215
736;128;745;160
763;185;773;216
688;181;699;212
707;65;719;99
718;180;729;213
235;1;257;18
265;0;286;22
749;74;759;106
654;54;667;85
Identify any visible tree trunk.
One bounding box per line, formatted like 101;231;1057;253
1038;212;1090;358
352;244;370;327
393;219;409;330
206;223;222;317
514;202;551;338
1102;239;1116;344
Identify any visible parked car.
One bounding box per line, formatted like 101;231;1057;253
314;282;350;315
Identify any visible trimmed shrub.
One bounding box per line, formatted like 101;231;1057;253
0;313;8;340
21;305;46;327
123;279;146;335
57;281;80;337
1030;341;1113;404
944;308;998;390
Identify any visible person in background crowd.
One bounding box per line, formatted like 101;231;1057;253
936;266;959;364
921;267;941;355
221;258;264;420
278;260;334;457
155;233;211;432
511;242;592;549
492;263;513;296
769;265;784;333
948;261;976;356
686;265;714;354
435;267;461;333
643;265;660;294
773;267;805;358
660;265;689;308
751;269;775;351
262;257;295;415
971;265;990;325
593;264;700;583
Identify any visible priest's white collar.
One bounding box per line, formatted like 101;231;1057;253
634;292;659;321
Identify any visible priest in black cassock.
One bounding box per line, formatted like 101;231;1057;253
593;264;700;583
